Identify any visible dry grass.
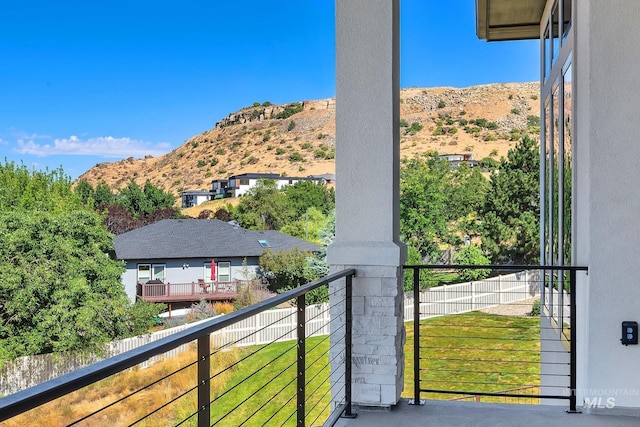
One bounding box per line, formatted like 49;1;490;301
5;345;240;427
213;301;234;314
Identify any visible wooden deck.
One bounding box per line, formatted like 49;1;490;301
137;281;238;303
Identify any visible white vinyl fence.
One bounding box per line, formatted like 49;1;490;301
403;270;541;320
0;272;538;396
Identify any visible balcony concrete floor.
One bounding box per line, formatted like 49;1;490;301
333;400;640;427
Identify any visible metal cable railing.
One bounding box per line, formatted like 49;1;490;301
0;269;356;427
404;264;586;412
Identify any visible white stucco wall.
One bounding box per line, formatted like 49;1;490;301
575;0;640;412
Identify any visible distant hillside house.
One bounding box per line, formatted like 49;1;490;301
439;153;479;168
114;219;320;305
217;173;331;198
181;190;215;208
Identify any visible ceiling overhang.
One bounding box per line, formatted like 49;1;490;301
476;0;546;41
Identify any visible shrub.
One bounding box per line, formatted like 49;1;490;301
210;157;219;167
409;122;423;135
511;108;521;115
213;301;234;314
530;299;541;316
216;147;226;155
197;160;206;168
527;115;540;128
276;148;286;155
287;121;296;132
437;100;446;108
301;142;312;150
275;102;303;119
399;119;409;127
288;152;303;162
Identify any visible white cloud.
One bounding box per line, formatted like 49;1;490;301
15;135;172;159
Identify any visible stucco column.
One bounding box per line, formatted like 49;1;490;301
574;0;640;412
329;0;406;408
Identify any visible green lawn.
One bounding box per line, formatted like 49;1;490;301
210;335;332;426
209;311;540;425
403;311;541;402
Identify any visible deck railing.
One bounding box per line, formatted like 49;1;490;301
404;264;586;412
0;269;357;427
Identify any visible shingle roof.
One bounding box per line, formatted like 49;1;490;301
114;219;321;260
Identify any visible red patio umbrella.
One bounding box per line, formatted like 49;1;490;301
210;259;216;281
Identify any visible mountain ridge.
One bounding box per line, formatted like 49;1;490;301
77;82;540;196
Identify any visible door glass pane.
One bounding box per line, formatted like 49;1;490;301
204;262;211;281
137;265;151;283
153;265;165;282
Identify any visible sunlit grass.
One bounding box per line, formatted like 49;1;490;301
402;311;541;402
4;312;541;426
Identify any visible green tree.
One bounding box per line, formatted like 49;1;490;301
452;245;491;281
400;153;450;261
234;179;290;230
280;206;328;243
259;248;312;294
0;161;81;212
0;210;161;360
284;180;335;217
74;179;95;206
94;181;116;206
480;136;540;263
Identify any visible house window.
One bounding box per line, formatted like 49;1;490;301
217;262;231;282
137;264;166;283
540;0;573;320
239;178;249;185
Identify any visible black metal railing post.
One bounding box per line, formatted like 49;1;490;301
297;295;306;426
568;268;579;413
409;267;424;405
197;335;210;427
344;274;356;418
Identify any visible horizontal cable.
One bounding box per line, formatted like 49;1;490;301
210;330;297;381
131;382;198;426
210;341;296;407
419;367;568;377
69;355;199;426
235;359;298;427
211;311;298;354
420;356;568;366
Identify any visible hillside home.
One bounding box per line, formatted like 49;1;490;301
439;153;479;168
114;219;319;304
180;190;215;208
222;173;324;197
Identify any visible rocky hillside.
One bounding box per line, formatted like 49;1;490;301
77;82;540;196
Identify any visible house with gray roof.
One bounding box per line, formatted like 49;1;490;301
114;219;320;304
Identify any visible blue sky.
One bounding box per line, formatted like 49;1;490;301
0;1;539;180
